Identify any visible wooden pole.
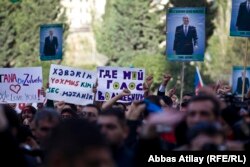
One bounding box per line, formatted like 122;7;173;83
242;38;248;102
180;62;185;106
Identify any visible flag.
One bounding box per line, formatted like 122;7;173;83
195;66;204;95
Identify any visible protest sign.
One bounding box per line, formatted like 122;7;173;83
167;7;205;61
46;64;96;105
232;66;250;96
0;67;43;103
96;67;145;103
230;0;250;37
40;24;63;61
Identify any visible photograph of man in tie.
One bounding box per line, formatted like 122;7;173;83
235;71;250;95
236;0;250;31
43;30;58;56
173;15;198;55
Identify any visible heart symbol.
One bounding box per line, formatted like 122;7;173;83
10;84;21;94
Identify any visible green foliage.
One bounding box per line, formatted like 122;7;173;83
205;0;248;82
0;0;67;67
95;0;163;63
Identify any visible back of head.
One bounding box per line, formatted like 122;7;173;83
34;108;60;126
44;119;109;167
3;104;20;130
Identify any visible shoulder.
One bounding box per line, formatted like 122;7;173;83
189;25;196;29
240;2;246;7
176;25;182;29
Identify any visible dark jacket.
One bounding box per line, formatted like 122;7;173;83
235;77;249;95
173;25;198;55
236;1;250;31
43;36;58;56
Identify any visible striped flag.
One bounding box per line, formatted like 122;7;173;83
195;66;204;95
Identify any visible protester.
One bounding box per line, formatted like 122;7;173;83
97;108;134;167
20;106;37;127
44;119;114;167
1;71;250;167
79;104;101;122
33;108;60;147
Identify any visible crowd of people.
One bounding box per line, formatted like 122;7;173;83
0;74;250;167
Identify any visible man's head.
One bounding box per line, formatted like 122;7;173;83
21;106;37;123
61;108;78;120
186;95;220;128
33;108;60;145
183;15;189;25
49;30;53;36
45;119;114;167
187;122;224;151
97;108;128;148
80;104;100;122
241;71;247;78
183;92;194;102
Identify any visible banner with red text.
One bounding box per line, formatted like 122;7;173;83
46;64;96;105
0;67;43;103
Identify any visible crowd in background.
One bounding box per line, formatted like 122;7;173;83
1;73;250;167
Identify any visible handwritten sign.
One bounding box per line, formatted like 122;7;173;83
47;64;96;105
0;67;43;103
96;67;145;103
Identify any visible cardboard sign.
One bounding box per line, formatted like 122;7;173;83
230;0;250;37
0;67;43;103
47;64;96;105
96;67;145;103
167;7;205;61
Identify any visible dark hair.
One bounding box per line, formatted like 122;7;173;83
100;108;126;127
61;108;78;119
34;108;59;126
64;103;77;112
187;122;224;144
3;104;20;129
160;96;173;107
21;106;37;115
188;95;220;117
113;102;126;112
183;92;195;98
84;104;101;113
44;119;108;165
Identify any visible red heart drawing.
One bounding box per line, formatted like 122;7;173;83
10;84;21;94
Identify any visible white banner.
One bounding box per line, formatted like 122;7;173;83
96;66;145;103
0;67;43;103
47;64;96;105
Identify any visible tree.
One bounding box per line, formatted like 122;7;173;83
0;0;67;67
205;0;248;82
95;0;164;64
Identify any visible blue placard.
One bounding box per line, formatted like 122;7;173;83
232;66;250;95
166;7;205;62
40;24;63;61
230;0;250;37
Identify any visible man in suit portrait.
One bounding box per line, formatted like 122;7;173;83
43;30;58;56
236;0;250;31
173;15;198;55
235;71;250;95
